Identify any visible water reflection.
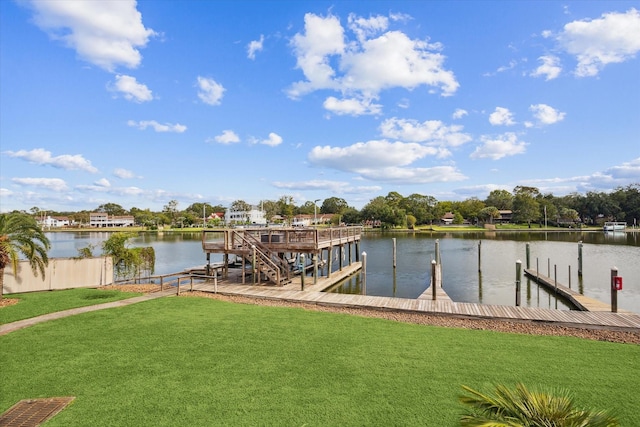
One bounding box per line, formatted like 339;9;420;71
44;230;639;313
330;231;639;313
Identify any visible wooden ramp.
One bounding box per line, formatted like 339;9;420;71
191;282;640;331
417;263;452;302
523;268;620;312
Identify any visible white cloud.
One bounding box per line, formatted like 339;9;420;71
529;104;566;125
94;178;111;187
309;140;438;171
76;183;144;196
247;34;264;59
270;179;379;195
12;177;68;191
379;117;472;149
288;12;459;113
471;133;527;160
489;107;516;126
127;120;187;133
113;168;136;179
452;109;468;119
210;130;240;144
531;55;562;80
197;76;225;105
5;148;98;173
111;75;153;102
347;13;389;43
259;133;283;147
557;8;640;77
603;157;640;179
24;0;155;71
323;96;382;116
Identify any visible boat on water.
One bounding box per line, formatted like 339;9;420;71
603;221;626;232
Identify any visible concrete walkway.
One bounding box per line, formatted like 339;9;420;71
0;289;176;336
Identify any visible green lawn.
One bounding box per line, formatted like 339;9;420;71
0;288;142;325
1;296;638;426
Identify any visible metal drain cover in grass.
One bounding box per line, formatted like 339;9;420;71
0;397;75;426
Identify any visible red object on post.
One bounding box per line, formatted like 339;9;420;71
613;276;623;291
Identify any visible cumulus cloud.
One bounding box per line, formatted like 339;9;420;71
5;148;98;173
127;120;187;133
556;8;640;77
379;117;472;149
530;104;566;125
247;34;264;59
209;130;241;145
12;177;68;191
530;55;562;80
257;133;283;147
323;96;382;116
452;109;468;119
309;140;438;171
197;76;225;105
109;75;153;102
23;0;155;71
489;107;516;126
288;12;458;115
113;168;137;179
471;133;527;160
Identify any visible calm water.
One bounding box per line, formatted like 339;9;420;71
45;230;640;313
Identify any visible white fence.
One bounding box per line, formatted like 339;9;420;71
3;257;114;294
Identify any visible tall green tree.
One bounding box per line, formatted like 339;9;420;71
0;212;51;299
484;189;514;210
321;197;348;214
513;186;541;227
97;203;127;216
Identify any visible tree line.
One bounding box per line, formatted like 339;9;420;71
19;184;640;229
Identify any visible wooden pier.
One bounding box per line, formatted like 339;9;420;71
523;268;622;312
201;226;363;287
190;281;640;331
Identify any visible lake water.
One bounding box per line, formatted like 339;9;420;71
45;230;640;313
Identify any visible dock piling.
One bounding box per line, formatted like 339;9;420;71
435;239;440;265
611;267;618;313
300;254;305;291
526;243;530;269
478;240;482;273
578;241;583;276
432;260;437;300
393;238;397;269
362;251;367;295
515;260;522;306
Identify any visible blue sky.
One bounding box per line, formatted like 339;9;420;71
1;1;639;213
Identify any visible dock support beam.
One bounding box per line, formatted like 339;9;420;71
515;260;522;306
611;267;618;313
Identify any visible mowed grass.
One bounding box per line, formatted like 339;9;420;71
0;288;142;325
1;296;639;426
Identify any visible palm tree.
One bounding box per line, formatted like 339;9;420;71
460;383;618;426
0;212;51;299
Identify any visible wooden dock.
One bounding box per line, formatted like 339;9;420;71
523;268;621;312
190;281;640;331
417;263;452;302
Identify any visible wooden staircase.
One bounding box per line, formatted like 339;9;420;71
231;231;291;286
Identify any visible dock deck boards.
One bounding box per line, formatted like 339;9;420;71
191;281;640;330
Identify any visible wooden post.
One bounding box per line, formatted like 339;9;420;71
190;275;193;291
160;276;164;291
578;241;583;276
554;264;557;294
611;266;618;313
547;258;550;277
568;265;571;289
435;239;440;265
214;275;218;294
327;247;333;278
252;245;256;286
300;254;305;291
525;243;530;269
313;254;318;285
176;277;181;296
362;251;367;295
392;238;397;269
477;240;482;273
515;260;522;306
431;260;437;300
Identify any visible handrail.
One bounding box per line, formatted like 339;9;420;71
232;231;284;285
242;232;291;279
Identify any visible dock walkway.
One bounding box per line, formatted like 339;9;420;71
191;282;640;331
523;268;622;312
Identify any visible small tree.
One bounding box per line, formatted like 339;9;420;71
101;232;155;281
460;383;618;426
0;212;51;299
